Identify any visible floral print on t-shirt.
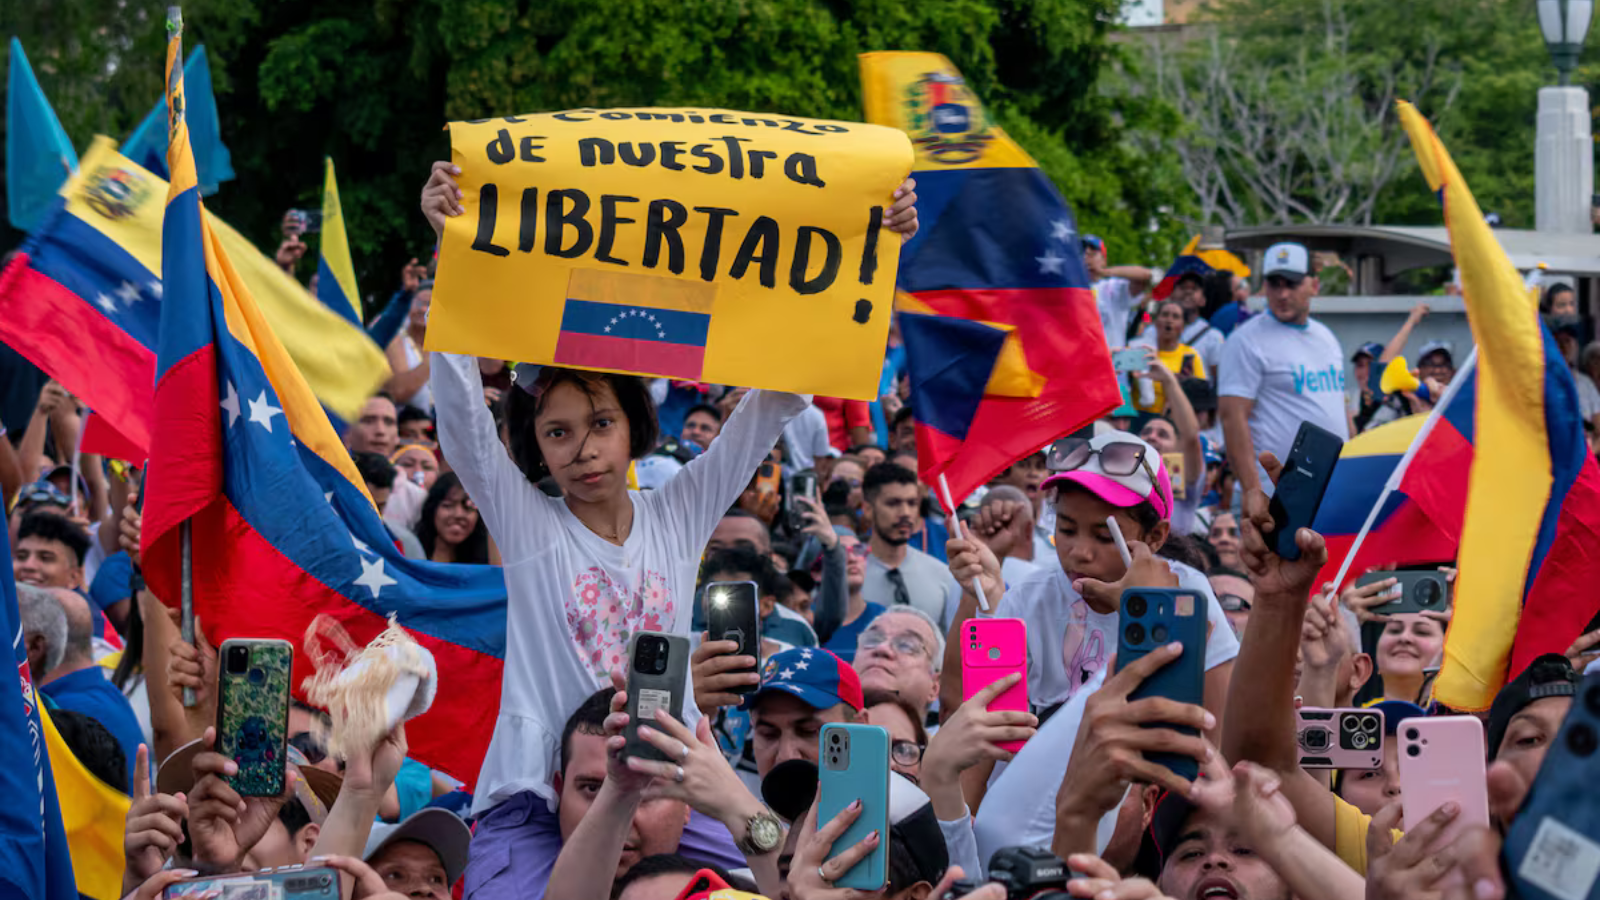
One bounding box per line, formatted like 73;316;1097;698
568;567;676;679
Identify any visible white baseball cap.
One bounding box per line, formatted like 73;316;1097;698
1263;242;1311;284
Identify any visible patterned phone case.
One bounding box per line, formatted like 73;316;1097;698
215;639;293;797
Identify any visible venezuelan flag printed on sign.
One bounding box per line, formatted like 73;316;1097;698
861;52;1119;501
140;21;509;786
1311;413;1461;592
0;136;389;460
1398;102;1600;710
553;268;715;380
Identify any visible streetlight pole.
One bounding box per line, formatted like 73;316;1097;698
1536;0;1594;233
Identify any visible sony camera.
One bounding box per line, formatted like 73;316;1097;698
941;846;1074;900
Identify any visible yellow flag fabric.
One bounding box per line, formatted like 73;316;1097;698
318;157;362;323
1396;101;1555;710
43;705;129;900
430;109;912;399
63;137;389;421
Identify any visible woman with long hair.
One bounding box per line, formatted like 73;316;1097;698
415;472;491;565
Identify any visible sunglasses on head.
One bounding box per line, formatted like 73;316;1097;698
18;484;69;508
1046;437;1169;512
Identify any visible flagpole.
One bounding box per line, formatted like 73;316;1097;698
938;473;990;613
170;5;196;709
1328;347;1479;592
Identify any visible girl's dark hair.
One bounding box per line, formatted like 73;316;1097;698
416;472;490;564
1542;283;1575;314
505;368;658;486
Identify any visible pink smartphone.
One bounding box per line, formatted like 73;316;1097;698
1398;716;1489;848
961;617;1028;752
1295;707;1385;770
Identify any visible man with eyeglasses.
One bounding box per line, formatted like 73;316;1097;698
1217;242;1350;497
853;607;943;722
1208;567;1255;638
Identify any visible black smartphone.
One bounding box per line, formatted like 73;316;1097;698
788;472;818;533
705;581;760;696
1267;422;1343;560
1358;569;1453;617
624;632;689;762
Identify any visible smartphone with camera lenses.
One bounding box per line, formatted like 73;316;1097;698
705;581;760;696
1358;569;1453;617
1115;588;1208;780
214;638;293;797
165;865;339;899
624;632;690;762
961;618;1029;752
818;723;890;891
788;472;818;533
1295;707;1385;770
1505;672;1600;900
1397;716;1488;847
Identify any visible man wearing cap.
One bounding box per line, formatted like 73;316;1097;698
746;647;864;778
1218;242;1350;497
1416;339;1455;389
1084;234;1155;350
364;808;473;900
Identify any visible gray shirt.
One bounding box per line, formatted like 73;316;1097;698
863;546;962;630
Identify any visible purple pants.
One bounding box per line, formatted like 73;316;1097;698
462;790;748;900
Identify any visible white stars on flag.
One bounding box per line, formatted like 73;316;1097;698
220;382;242;427
247;391;283;432
354;556;397;599
1036;253;1067;275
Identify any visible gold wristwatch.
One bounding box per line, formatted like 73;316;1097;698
737;808;784;855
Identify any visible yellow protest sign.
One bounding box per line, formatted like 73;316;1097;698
429;108;913;399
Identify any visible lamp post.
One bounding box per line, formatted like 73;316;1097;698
1535;0;1594;233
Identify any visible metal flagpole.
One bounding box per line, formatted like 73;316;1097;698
180;519;195;707
1327;347;1478;592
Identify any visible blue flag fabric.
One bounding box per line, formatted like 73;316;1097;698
0;525;78;899
6;38;79;231
121;46;234;195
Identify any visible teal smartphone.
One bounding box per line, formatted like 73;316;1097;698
215;638;293;797
1116;588;1208;781
818;723;890;891
165;864;339;898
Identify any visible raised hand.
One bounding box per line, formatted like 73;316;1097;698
923;672;1038;785
1238;452;1327;602
1074;540;1178;612
188;726;292;869
628;711;766;830
421;162;465;240
971;498;1028;561
123;744;188;891
601;669;656;796
886;178;918;242
400;257;429;293
691;635;759;715
1065;855;1178;900
1365;801;1460;900
786;798;883;900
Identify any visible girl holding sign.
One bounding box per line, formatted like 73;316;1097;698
420;161;917;899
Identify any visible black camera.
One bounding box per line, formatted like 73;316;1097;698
225;643;251;675
633;634;669;676
941;846;1074;899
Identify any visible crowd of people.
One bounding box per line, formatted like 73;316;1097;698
2;154;1598;900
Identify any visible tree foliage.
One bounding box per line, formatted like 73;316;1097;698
4;0;1188;301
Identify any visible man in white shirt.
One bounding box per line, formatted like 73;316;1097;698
781;403;833;472
1084;234;1153;349
1218;242;1350;495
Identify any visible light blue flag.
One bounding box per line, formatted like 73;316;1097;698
122;45;234;194
6;38;79;231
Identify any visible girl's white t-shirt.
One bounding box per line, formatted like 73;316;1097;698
431;352;807;814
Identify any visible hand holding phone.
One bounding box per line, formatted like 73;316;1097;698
1357;569;1452;618
818;723;891;891
1112;347;1151;374
788;472;819;533
704;581;760;697
1266;422;1343;560
1116;588;1209;780
1505;672;1600;900
214;639;292;797
1397;716;1489;843
960;618;1029;752
624;632;690;762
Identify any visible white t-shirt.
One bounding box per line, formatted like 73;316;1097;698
1139;318;1225;378
783;404;834;471
993;561;1239;709
432;352;806;814
1218;313;1350;489
1094;277;1143;349
1578;373;1600;423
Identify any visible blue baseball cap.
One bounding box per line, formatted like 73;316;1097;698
1371;699;1428;736
1352;342;1385;363
741;647;863;713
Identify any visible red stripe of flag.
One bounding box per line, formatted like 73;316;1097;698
554;332;706;381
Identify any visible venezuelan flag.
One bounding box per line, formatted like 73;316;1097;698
7;37;79;231
1152;255;1214;302
317;157;362;325
1399;102;1600;710
0;522;77;898
1312;413;1460;591
552;268;716;381
860;52;1120;501
141;17;508;785
0;136;389;459
43;704;127;900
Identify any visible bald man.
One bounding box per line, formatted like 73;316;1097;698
37;586;143;789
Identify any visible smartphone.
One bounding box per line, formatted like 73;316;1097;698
1357;569;1452;617
961;618;1029;753
1398;716;1490;845
1163;452;1186;500
624;632;690;762
1111;347;1149;374
1267;422;1343;560
754;460;781;497
818;723;891;891
1116;588;1208;780
1505;673;1600;900
705;581;760;696
215;638;292;797
1295;707;1385;770
166;865;339;899
789;472;818;533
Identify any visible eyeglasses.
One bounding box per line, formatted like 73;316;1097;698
1218;594;1252;613
859;629;931;659
830;476;862;489
844;543;870;559
891;739;925;767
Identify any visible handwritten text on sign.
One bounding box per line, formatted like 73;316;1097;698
428;109;913;399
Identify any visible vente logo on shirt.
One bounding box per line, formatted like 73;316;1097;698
1291;364;1346;395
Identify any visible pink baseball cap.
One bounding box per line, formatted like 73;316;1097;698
1041;432;1173;521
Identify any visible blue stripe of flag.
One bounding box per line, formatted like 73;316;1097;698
26;201;162;351
559;299;710;346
